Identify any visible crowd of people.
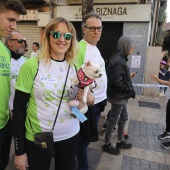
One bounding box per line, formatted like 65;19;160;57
0;0;170;170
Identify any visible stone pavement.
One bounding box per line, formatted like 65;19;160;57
6;89;170;170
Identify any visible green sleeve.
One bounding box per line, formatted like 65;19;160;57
76;40;87;70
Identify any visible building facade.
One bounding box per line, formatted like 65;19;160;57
19;0;166;95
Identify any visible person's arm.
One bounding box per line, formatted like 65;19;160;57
13;90;30;170
151;74;170;86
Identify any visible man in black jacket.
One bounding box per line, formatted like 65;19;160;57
102;36;136;155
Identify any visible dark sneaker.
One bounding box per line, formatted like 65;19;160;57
161;141;170;149
116;141;132;149
102;143;120;155
158;131;170;140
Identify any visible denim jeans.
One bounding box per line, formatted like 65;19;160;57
0;118;12;170
94;103;101;125
76;103;100;170
105;104;128;144
76;139;90;170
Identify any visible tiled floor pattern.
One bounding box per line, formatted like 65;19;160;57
121;155;170;170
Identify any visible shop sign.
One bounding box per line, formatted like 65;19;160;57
125;25;145;45
56;4;151;22
20;10;38;21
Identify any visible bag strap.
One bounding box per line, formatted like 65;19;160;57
52;65;70;130
29;64;70;133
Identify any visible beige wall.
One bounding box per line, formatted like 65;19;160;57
143;46;162;96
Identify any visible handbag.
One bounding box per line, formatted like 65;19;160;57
29;65;70;159
34;132;55;159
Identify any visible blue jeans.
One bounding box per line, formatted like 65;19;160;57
76;139;90;170
105;104;128;143
76;103;100;170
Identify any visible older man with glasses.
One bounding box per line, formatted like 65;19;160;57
5;30;27;116
74;12;107;170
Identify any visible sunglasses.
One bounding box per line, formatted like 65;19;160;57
50;31;73;40
84;26;103;32
10;38;26;44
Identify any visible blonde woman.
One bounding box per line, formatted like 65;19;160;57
13;17;94;170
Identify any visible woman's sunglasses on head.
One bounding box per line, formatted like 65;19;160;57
10;38;26;44
50;31;73;40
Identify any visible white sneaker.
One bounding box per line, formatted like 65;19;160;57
159;92;165;97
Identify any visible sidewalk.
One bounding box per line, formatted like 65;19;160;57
7;90;170;170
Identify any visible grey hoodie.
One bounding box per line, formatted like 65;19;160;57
117;36;136;58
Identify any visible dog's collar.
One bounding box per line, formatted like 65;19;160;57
77;68;94;88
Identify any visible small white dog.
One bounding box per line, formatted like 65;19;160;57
71;60;102;113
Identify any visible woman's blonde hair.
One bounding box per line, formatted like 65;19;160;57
38;17;78;64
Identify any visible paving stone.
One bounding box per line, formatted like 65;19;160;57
122;156;169;170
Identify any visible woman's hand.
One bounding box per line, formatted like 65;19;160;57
150;74;159;82
14;153;28;170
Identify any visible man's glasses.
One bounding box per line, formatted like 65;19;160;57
50;31;73;40
84;26;103;32
10;38;26;44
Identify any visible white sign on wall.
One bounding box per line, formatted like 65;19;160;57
20;10;38;21
56;4;151;22
131;55;141;68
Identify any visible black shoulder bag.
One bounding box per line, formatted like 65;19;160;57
29;65;70;159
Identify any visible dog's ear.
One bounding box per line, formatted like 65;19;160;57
85;60;91;66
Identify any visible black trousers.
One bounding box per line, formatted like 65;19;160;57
166;99;170;132
0;118;12;170
26;132;79;170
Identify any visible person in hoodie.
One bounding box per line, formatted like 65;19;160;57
102;36;136;155
5;30;27;113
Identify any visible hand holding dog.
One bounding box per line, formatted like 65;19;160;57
77;88;94;105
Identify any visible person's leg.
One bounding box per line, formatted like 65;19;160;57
166;98;170;132
76;140;90;170
102;104;121;155
105;104;123;144
117;104;128;142
164;87;167;93
26;139;51;170
0;118;12;170
55;132;79;170
158;98;170;139
94;103;101;126
116;105;132;149
102;110;111;129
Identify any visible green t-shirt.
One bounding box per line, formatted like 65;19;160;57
0;40;11;129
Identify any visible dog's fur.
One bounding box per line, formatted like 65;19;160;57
71;61;102;113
